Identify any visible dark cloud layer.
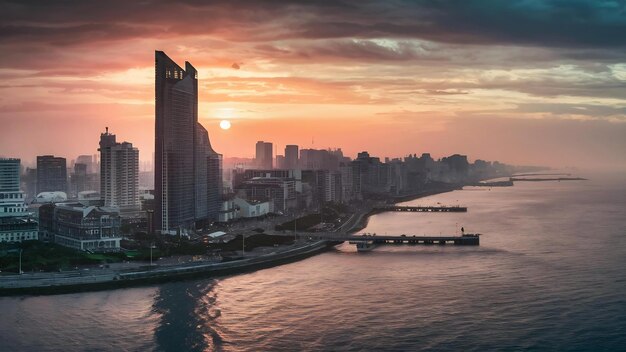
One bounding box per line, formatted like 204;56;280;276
1;0;625;48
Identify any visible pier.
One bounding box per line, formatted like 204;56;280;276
307;232;480;246
509;177;587;182
373;205;467;212
511;173;571;177
469;180;514;187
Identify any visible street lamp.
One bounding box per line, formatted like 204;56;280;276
19;248;23;275
150;242;156;266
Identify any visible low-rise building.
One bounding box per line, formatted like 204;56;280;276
0;217;38;243
218;196;237;223
235;177;295;212
78;191;102;206
33;191;68;204
233;197;270;218
48;202;122;251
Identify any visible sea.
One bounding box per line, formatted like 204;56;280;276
1;172;625;351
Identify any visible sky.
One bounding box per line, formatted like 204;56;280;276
0;0;625;170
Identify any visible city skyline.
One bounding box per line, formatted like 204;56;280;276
0;1;625;171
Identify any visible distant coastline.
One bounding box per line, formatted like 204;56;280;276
347;184;462;234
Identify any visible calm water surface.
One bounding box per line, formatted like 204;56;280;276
1;172;625;351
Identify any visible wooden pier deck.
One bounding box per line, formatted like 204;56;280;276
374;205;467;212
308;233;480;246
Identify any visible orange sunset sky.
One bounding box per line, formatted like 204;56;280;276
1;0;625;170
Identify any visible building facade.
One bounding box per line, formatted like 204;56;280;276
154;51;221;234
37;155;67;193
233;197;270;218
99;127;140;210
236;177;296;212
299;148;342;170
0;158;28;217
255;141;273;169
218;196;237;223
50;203;122;251
195;123;223;223
284;145;299;169
0;158;38;242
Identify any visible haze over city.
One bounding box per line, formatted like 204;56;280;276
1;0;625;170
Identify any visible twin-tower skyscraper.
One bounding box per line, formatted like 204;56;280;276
154;51;222;234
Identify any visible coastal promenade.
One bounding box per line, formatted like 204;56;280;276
0;240;332;295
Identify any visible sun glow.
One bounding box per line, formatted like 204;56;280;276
220;120;231;130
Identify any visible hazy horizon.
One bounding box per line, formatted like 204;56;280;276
1;1;625;170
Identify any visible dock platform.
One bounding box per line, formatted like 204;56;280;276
310;233;480;246
374;205;467;212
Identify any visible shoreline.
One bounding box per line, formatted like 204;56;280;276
0;240;336;296
0;184;465;296
348;185;462;234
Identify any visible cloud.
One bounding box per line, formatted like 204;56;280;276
514;103;626;119
1;0;625;168
1;1;625;48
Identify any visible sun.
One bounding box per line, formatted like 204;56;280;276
220;120;231;130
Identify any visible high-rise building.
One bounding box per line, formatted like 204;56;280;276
0;158;28;217
21;167;37;201
0;159;20;193
0;158;37;243
275;155;285;169
99;127;140;210
154;51;221;233
76;155;95;174
36;155;67;193
351;151;390;197
285;145;299;169
299;148;341;170
155;50;197;233
70;163;88;196
195;123;222;223
255;141;273;169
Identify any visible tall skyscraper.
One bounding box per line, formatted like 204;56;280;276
255;141;273;169
154;51;221;233
285;145;299;169
99;127;140;210
36;155;67;193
